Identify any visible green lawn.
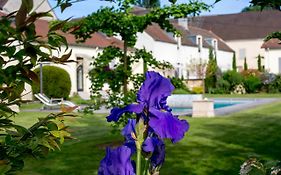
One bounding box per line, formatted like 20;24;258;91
15;101;281;175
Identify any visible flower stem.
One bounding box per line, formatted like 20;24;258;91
143;158;149;175
136;146;142;175
136;118;146;175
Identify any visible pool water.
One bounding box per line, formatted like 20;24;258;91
171;101;241;113
214;102;241;109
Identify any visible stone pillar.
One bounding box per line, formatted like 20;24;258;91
192;100;214;117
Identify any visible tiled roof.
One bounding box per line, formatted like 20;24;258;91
261;38;281;49
171;22;234;52
131;6;150;15
34;19;125;49
189;10;281;41
145;23;177;44
0;11;125;50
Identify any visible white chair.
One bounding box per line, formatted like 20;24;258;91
34;93;60;109
34;93;79;110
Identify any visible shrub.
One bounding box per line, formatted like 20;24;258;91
205;48;219;92
222;70;244;90
170;77;188;90
241;69;261;77
243;75;262;93
215;78;231;94
192;86;203;94
260;73;277;92
232;84;246;94
172;88;190;94
268;74;281;93
32;66;71;99
260;73;276;85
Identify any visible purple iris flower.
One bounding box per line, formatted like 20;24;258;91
107;71;189;143
98;145;136;175
142;136;165;168
121;119;137;154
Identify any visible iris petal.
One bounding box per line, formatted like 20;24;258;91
122;119;136;139
98;146;135;175
149;108;189;143
137;71;174;109
107;104;144;122
122;119;137;154
142;137;165;168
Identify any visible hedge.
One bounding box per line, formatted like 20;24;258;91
32;66;71;99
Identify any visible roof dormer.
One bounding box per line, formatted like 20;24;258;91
205;38;218;51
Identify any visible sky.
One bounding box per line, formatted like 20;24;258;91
49;0;251;20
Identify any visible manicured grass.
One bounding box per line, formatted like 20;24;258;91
15;101;281;175
205;93;281;98
20;102;43;110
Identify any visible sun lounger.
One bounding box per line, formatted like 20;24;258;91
34;93;79;110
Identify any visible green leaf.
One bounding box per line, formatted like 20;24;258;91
5;135;12;144
0;164;11;174
47;122;58;131
49;18;71;32
60;2;72;13
13;125;28;135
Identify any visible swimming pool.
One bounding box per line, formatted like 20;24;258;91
171;101;243;114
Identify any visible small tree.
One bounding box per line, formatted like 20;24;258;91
186;58;207;94
244;57;248;70
205;48;218;92
232;52;237;72
257;54;264;72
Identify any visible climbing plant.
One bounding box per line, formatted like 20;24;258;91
64;0;209;127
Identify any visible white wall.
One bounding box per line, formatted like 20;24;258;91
136;31;233;80
264;49;281;74
23;45;100;100
2;0;56;20
216;50;233;72
226;39;265;70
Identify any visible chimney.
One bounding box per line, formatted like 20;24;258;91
177;18;188;30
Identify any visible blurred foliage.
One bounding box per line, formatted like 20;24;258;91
232;52;237;72
192;86;203;94
170;77;187;90
0;0;77;174
243;75;262;93
256;54;264;72
222;70;244;91
172;88;190;94
240;158;281;175
241;69;262;77
205;48;220;93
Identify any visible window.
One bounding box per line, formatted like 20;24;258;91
279;57;281;73
76;57;84;91
239;49;246;60
213;39;218;50
196;35;202;53
77;65;83;91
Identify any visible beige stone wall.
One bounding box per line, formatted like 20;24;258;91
184;79;203;90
